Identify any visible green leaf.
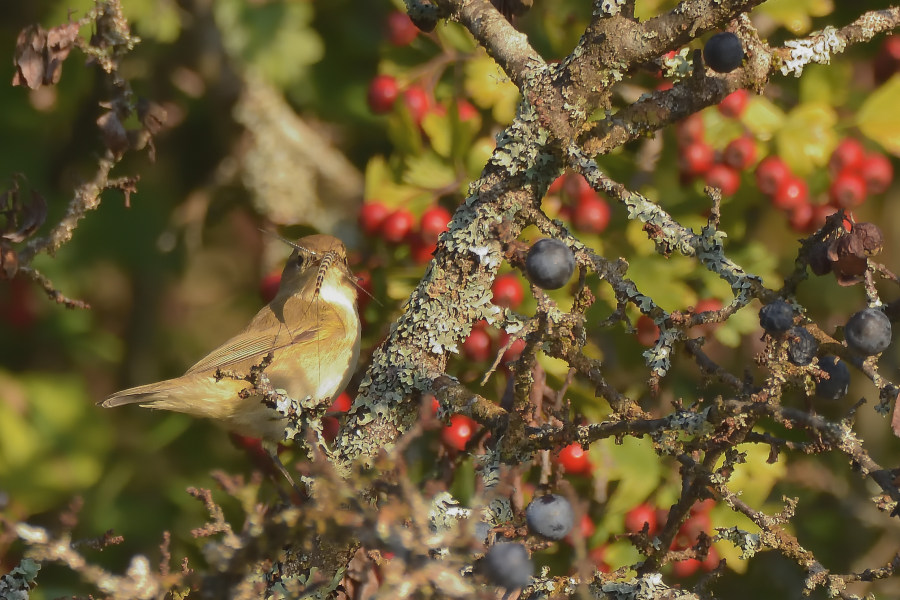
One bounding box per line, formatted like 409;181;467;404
739;96;786;142
857;75;900;155
364;156;418;208
775;102;838;176
403;151;457;191
754;0;834;35
799;63;851;108
464;53;520;125
597;436;663;516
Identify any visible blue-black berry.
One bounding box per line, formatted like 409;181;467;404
525;238;575;290
815;355;850;401
525;494;574;540
482;542;534;589
759;300;794;334
703;32;744;73
786;327;818;366
844;307;892;356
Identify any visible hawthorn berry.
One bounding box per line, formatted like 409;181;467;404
442;414;477;451
525;494;575;540
525;238;575;290
359;201;390;236
723;136;756;170
672;558;701;578
759;299;793;335
492;273;524;309
419;205;451;244
772;176;808;212
381;208;416;243
367;75;399;114
557;443;592;475
259;270;281;303
482;542;533;589
718;89;749;118
409;234;437;264
462;325;493;362
624;503;658;535
829;138;865;175
402;85;430;124
787;327;818;366
636;315;660;347
860;152;893;194
677;113;705;146
385;11;418;46
755;155;790;196
680;142;714;177
572;193;611;233
829;169;867;209
844;307;892;356
498;334;526;364
788;202;815;234
815;355;850;401
705;163;740;195
703;32;744;73
562;172;593;200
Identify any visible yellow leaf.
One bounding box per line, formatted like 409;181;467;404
464;53;520;125
740;96;786;142
775;102;837;175
857;75;900;155
755;0;834;35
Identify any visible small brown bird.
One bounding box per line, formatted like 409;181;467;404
101;234;361;443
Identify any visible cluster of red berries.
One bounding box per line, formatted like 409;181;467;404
755;138;893;233
634;298;723;347
677;89;750;196
461;320;526;365
358;202;452;263
624;499;719;577
546;172;612;234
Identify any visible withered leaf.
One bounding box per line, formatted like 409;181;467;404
0;178;48;243
11;22;80;89
137;98;168;135
97;111;129;156
0;243;18;279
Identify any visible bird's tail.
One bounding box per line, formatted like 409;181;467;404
100;380;179;408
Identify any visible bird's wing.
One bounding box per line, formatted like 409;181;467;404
183;301;344;376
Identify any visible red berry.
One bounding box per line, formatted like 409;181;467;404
829;169;867;209
462;325;492;362
718;89;749;118
860;152;893;194
675;511;711;548
636;315;659;347
420;205;452;244
680;142;714;177
701;546;720;572
672;558;701;578
492;273;524;309
705;163;740;195
690;499;716;515
548;174;565;195
562;173;593;200
259;270;281;303
624;503;658;535
572;193;611;233
772;176;808;211
788;201;814;233
723;136;756;170
875;36;900;82
381;208;415;244
500;337;526;364
695;298;722;313
402;85;430;125
359;201;390;236
456;99;478;122
557;443;592;475
589;546;611;573
329;392;352;413
410;234;437;264
367;75;399;114
677;113;705;146
442;414;476;451
829;138;865;175
385;11;418;46
755;155;790;196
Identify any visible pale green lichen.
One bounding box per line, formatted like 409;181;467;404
781;26;847;77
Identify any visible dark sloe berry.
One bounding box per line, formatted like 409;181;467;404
703;32;744;73
786;327;818;366
482;542;534;589
844;307;892;356
525;494;574;540
525;238;575;290
815;355;850;401
759;300;794;334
